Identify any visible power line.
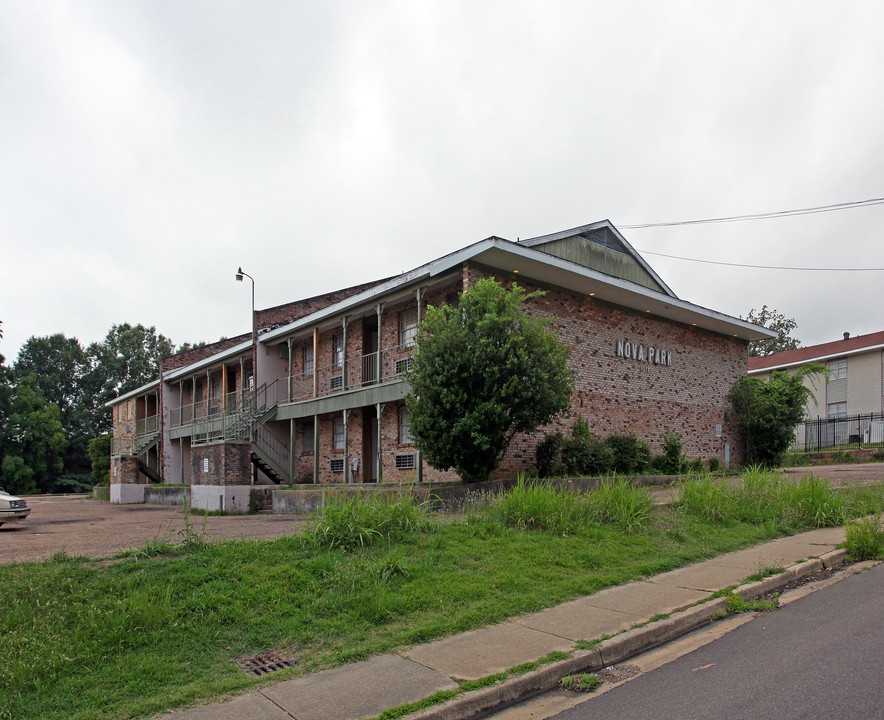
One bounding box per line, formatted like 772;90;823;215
637;250;884;272
621;197;884;229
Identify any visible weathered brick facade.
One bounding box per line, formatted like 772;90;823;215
107;221;766;510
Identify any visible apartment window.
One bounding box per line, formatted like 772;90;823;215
399;308;418;347
333;417;345;451
211;377;221;400
827;402;847;419
828;358;847;381
304;345;314;376
333;334;344;367
302;422;315;453
398;406;413;444
195;381;204;403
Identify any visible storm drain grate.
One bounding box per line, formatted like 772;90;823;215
236;652;299;676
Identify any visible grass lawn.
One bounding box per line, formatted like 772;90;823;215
2;477;882;720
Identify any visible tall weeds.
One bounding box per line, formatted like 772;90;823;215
308;488;432;549
675;468;847;529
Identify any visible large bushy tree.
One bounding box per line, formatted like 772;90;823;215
729;365;824;467
406;278;574;482
14;334;91;465
83;323;175;433
0;374;66;494
742;306;801;357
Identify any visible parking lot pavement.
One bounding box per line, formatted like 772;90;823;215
0;495;306;564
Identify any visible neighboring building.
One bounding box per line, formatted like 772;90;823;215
748;331;884;418
748;331;884;449
107;220;772;511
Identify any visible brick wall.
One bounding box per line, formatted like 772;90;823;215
191;442;252;486
460;264;747;476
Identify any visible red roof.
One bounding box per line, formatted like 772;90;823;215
748;330;884;372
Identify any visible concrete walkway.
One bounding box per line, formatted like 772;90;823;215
158;526;848;720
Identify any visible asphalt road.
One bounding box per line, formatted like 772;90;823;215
551;562;884;720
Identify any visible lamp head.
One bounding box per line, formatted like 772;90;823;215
235;266;244;282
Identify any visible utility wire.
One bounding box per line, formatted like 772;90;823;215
621;197;884;229
635;250;884;272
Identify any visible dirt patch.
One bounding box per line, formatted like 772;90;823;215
0;495;307;565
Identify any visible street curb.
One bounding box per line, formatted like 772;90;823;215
408;554;841;720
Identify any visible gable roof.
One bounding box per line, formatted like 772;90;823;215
748;330;884;374
518;220;676;297
260;228;772;345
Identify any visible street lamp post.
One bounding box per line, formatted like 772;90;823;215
235;266;256;395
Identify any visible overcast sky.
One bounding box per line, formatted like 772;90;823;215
2;1;883;363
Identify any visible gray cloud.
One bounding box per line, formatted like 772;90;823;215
2;0;882;362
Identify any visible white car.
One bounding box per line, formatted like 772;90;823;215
0;487;31;527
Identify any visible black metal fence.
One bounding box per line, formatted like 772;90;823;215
794;411;884;452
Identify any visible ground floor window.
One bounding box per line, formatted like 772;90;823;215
333;417;345;450
398;406;413;444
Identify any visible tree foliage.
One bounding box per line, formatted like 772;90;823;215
742;305;801;357
406;278;574;483
0;374;66;494
83;323;174;433
87;434;113;486
0;320;177;490
729;365;824;467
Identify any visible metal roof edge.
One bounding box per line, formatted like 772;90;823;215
748;343;884;374
104;378;160;407
162;339;253;382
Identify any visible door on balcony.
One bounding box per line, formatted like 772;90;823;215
363;406;378;483
363;321;378;385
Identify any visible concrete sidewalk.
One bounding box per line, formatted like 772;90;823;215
158;526;848;720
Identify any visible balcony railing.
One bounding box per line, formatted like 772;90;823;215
135;414;159;437
170;390;254;428
266;343;416;407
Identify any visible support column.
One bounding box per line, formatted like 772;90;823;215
287;338;293;402
312;414;320;483
415;288;425;484
312;328;319;398
221;364;228;409
376;402;385;484
289;418;296;484
191;376;196;420
376;303;385;384
342;316;349;390
342;408;350;483
239;357;245;408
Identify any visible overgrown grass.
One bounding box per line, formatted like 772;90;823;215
485;475;651;533
307;488;433;549
843;514;884;560
675;468;852;529
2;479;882;720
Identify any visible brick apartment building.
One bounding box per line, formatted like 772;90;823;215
107;220;773;511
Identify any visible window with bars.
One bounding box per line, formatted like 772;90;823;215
395;454;416;469
330;458;345;473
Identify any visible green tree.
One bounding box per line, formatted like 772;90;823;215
83;323;174;433
729;365;824;467
742;306;801;357
14;334;92;466
406;278;574;482
87;434;112;485
0;374;67;494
